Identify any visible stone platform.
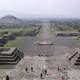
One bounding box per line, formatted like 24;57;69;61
8;56;70;80
0;47;24;65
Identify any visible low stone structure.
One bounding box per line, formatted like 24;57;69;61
3;34;16;40
0;47;24;65
56;32;80;37
68;48;80;69
1;50;80;80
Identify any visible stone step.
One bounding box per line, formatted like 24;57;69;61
0;52;16;58
0;56;20;62
77;57;80;59
0;57;20;65
76;60;80;62
0;54;17;60
74;62;80;65
0;51;14;56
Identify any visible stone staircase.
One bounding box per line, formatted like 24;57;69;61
68;48;80;69
0;47;24;65
74;54;80;65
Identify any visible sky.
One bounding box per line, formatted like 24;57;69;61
0;0;79;18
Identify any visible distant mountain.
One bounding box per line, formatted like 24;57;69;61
0;15;24;26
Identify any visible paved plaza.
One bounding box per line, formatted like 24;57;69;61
5;56;73;80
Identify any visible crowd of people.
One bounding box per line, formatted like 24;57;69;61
25;66;48;80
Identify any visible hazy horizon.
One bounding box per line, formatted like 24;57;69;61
0;0;79;18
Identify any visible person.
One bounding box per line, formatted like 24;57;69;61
40;73;43;79
38;54;40;57
25;67;28;72
31;67;33;72
6;75;9;80
61;76;65;80
63;67;65;70
44;69;47;75
58;67;60;71
58;76;64;80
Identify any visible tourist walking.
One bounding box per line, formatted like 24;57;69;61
6;75;9;80
40;73;43;79
44;69;47;75
31;67;33;72
25;67;28;72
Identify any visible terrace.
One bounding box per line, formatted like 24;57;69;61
0;47;16;55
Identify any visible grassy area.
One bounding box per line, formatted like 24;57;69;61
0;27;35;33
0;28;22;33
4;37;24;47
54;26;78;32
22;27;36;32
75;37;80;46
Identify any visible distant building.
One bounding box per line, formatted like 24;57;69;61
0;47;24;65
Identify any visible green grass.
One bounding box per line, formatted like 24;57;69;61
22;27;35;32
4;37;24;47
75;37;80;46
0;28;23;33
54;26;77;31
0;27;35;33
